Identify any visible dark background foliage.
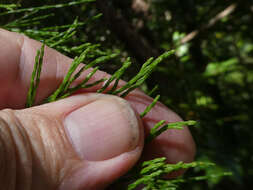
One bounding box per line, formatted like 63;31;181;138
1;0;253;189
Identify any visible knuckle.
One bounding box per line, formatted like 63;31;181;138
0;108;76;189
0;108;32;190
14;109;78;189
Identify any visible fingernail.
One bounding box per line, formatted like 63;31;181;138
64;97;140;161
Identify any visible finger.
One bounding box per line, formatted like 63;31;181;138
0;28;195;167
0;28;111;108
0;93;143;190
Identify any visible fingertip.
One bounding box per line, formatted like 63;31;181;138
59;136;143;190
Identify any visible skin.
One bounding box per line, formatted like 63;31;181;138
0;29;195;190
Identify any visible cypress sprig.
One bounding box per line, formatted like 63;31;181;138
140;95;160;118
127;159;219;190
146;120;197;143
4;12;54;28
46;45;98;102
110;57;154;96
147;85;159;96
1;1;101;57
0;0;95;16
48;17;79;48
60;67;105;100
98;57;132;93
0;3;20;11
26;43;45;108
111;50;175;98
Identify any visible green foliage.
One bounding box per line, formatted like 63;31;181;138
0;0;94;16
127;159;218;190
45;44;106;102
140;95;160;118
0;3;20;11
1;0;102;56
112;157;231;190
145;120;197;144
26;44;45;107
110;50;175;98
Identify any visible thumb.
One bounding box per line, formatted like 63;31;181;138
0;93;144;190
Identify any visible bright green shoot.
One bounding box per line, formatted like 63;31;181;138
26;43;45;108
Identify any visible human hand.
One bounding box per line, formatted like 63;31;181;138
0;29;195;190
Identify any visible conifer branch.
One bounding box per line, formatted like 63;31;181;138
140;95;160;118
146;120;197;144
26;44;45;108
0;0;95;16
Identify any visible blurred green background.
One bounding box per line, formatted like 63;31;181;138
1;0;253;189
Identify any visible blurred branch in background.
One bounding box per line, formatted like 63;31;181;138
180;3;237;44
